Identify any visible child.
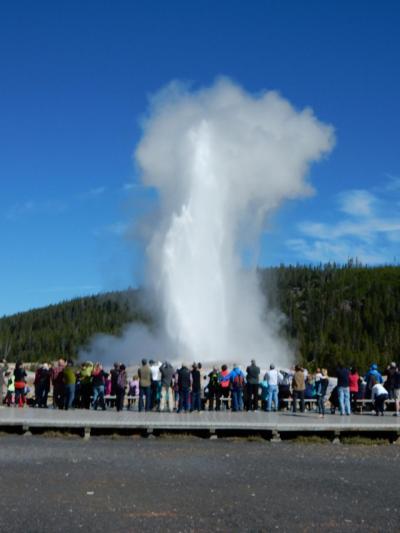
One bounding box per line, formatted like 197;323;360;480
127;375;139;410
5;372;15;406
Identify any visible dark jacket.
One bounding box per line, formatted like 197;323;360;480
246;364;260;385
191;369;201;393
160;362;174;387
336;367;350;388
92;369;108;387
178;367;191;391
315;378;329;396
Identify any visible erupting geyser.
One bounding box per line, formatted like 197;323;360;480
81;78;334;367
134;78;334;367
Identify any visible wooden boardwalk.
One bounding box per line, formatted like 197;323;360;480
1;407;399;441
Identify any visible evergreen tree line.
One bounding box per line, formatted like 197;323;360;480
1;265;399;373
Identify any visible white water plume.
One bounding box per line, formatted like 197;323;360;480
131;78;335;367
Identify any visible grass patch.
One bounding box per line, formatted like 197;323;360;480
341;435;390;446
289;435;330;444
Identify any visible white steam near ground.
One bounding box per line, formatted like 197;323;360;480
80;78;334;370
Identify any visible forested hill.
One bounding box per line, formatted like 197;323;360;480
0;289;151;364
1;265;399;372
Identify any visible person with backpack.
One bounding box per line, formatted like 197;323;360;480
116;364;127;412
229;364;245;412
206;367;219;411
264;363;283;412
217;365;231;410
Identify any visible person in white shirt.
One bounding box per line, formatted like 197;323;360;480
371;380;389;416
264;364;283;412
149;360;162;411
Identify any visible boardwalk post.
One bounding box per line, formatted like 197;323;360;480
271;429;281;442
22;425;32;436
83;427;91;440
209;428;218;440
332;431;341;444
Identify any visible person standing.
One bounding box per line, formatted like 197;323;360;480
51;358;66;409
246;359;260;411
63;360;77;410
13;361;27;408
391;364;400;417
264;364;283;412
35;363;51;408
149;360;162;411
229;364;245;412
315;368;329;417
336;362;351;416
0;359;8;405
292;365;305;414
177;363;191;413
348;367;360;413
116;364;127;412
191;363;202;412
160;361;174;412
109;362;120;408
138;359;152;412
91;363;108;410
207;367;219;411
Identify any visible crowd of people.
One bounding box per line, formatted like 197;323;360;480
0;358;399;417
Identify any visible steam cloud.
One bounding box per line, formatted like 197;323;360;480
81;78;334;368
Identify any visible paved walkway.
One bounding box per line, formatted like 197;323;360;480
1;407;399;436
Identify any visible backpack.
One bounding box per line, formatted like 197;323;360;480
117;371;126;389
232;372;244;389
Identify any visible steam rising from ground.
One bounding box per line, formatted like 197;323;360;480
81;78;334;368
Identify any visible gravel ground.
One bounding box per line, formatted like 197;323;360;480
0;435;399;532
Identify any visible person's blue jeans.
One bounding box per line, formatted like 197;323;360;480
178;388;190;412
92;384;105;410
64;383;76;410
191;391;201;411
139;386;151;412
338;386;351;415
232;389;243;411
267;385;279;411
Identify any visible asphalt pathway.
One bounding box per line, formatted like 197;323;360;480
0;435;399;532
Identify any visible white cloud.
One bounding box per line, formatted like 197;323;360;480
290;181;400;265
337;189;376;217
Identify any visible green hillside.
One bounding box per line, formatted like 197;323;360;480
1;264;399;372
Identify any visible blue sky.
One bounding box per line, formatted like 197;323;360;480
1;0;399;316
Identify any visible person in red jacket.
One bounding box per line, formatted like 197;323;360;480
217;365;230;410
349;366;360;413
